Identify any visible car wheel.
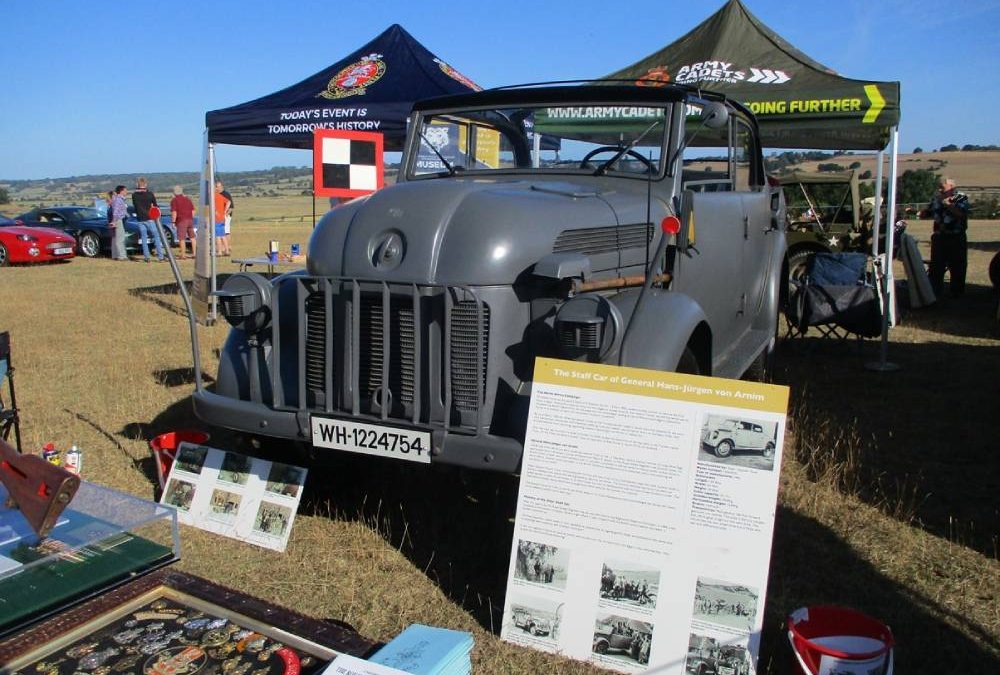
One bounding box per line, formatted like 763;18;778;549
763;441;775;458
595;640;608;654
529;625;538;635
676;347;700;375
714;439;734;458
787;249;817;285
0;242;8;267
78;231;101;258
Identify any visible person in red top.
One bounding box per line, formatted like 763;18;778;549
170;185;196;259
214;182;231;257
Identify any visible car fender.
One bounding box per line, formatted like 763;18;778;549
611;289;710;374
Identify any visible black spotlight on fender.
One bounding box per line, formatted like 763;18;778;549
555;294;622;361
213;272;272;332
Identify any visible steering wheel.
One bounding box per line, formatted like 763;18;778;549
579;146;655;173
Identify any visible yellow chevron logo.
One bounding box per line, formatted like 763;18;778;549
863;84;885;124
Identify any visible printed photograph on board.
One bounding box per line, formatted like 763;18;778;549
253;501;292;537
599;559;659;609
218;451;253;485
265;462;306;498
513;539;569;590
591;614;652;667
691;577;759;631
208;488;242;523
163;478;196;511
699;414;778;471
686;634;751;675
174;445;209;475
505;597;562;643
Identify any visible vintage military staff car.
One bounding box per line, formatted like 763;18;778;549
194;83;786;473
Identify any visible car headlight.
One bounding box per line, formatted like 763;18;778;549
16;234;37;242
213;272;272;333
555;293;622;361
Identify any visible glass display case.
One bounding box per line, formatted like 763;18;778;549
0;480;179;636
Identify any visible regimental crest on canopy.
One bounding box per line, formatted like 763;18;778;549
318;53;386;99
434;58;481;92
636;66;671;87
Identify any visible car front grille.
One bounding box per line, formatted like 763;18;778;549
275;277;491;431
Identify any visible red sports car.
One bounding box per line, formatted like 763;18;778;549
0;215;76;266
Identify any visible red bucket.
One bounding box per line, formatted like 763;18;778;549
150;430;210;488
788;606;893;675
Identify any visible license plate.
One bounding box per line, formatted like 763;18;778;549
53;247;73;255
311;417;432;464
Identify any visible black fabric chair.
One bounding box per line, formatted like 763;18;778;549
0;331;22;453
785;252;882;341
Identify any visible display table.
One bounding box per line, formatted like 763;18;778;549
233;255;305;277
0;481;179;636
0;481;377;670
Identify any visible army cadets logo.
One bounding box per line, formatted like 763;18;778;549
319;53;386;100
434;58;482;92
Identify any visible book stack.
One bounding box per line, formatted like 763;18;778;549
370;623;474;675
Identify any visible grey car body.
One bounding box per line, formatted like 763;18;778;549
194;83;786;473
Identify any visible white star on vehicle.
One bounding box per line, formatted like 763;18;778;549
827;235;840;247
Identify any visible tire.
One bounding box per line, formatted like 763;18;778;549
787;248;821;286
676;347;700;375
714;439;734;458
595;640;608;654
0;242;8;267
77;231;101;258
529;625;538;636
763;442;775;458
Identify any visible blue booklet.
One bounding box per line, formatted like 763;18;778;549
370;624;473;675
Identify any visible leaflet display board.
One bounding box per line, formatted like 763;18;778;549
501;358;789;674
159;444;307;552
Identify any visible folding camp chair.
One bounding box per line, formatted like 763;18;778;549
785;252;881;343
0;331;22;453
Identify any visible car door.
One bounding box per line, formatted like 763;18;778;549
734;118;772;329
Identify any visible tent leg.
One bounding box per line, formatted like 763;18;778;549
866;127;900;373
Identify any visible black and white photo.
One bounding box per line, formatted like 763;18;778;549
699;414;778;471
513;539;569;590
174;445;208;475
691;577;759;631
592;614;653;666
599;559;660;609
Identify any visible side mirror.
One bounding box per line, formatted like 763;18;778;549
701;102;729;129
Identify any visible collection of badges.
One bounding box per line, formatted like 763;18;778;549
16;598;322;675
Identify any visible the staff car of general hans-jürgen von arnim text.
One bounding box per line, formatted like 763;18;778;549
194;81;787;473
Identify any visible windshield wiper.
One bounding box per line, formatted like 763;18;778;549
593;120;663;176
418;131;456;176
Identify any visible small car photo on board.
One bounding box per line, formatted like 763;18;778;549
700;414;778;469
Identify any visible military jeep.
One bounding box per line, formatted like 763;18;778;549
194;83;786;473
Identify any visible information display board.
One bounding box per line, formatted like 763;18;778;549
159;444;307;553
501;358;789;674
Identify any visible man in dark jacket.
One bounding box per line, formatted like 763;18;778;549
921;177;970;298
132;177;165;262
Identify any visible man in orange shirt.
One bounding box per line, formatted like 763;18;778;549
214;181;231;257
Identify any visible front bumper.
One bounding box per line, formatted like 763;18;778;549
193;389;524;473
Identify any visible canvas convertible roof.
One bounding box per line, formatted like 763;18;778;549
205;24;480;151
603;0;900;150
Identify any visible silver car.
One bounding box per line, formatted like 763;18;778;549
195;82;786;473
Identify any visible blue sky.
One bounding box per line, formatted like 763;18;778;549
1;0;997;180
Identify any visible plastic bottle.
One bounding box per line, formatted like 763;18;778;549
42;442;60;465
65;445;82;474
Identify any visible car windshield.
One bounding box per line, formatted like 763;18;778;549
407;101;673;179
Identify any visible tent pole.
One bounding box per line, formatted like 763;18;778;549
866;128;900;372
872;150;884;258
312;191;317;228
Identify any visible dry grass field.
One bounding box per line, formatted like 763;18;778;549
0;195;997;673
